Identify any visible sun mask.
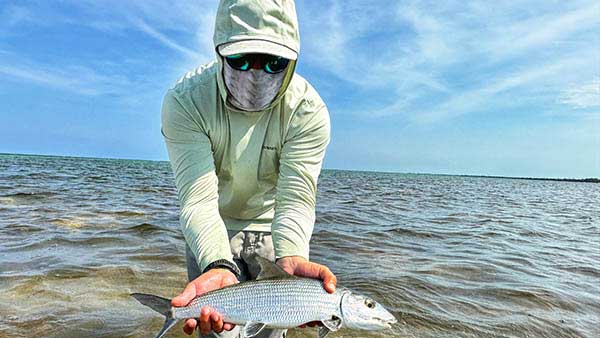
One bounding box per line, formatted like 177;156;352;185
222;53;289;111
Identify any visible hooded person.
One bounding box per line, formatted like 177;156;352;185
161;0;335;337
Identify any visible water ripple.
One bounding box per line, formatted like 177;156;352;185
0;154;599;338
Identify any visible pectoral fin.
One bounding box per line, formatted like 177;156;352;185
317;317;342;337
322;317;342;331
243;321;267;338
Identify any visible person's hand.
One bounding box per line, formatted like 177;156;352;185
171;268;238;335
276;256;337;293
276;256;337;328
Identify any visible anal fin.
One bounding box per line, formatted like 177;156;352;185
317;326;331;338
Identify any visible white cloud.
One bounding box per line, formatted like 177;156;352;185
0;0;220;98
2;0;598;124
397;3;460;64
306;0;600;123
412;57;586;123
481;1;600;62
1;1;218;60
559;80;600;109
0;61;132;96
298;0;348;75
129;17;202;60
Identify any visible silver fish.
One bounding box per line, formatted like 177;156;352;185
132;256;396;338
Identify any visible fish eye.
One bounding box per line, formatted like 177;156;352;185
365;299;375;309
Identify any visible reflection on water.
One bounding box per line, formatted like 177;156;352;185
0;154;598;338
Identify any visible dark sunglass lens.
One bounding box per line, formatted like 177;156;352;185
225;54;250;71
264;57;289;74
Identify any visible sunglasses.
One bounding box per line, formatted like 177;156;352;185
224;53;290;74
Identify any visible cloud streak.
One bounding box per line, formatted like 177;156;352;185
130;17;202;60
414;56;591;123
559;80;600;109
0;0;220;98
0;0;597;176
298;0;600;123
0;61;132;96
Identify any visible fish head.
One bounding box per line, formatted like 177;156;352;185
339;290;397;330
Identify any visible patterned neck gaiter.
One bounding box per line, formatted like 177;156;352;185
223;60;286;111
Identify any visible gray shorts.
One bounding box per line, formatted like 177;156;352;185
186;230;287;338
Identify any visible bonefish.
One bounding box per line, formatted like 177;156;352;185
132;256;396;338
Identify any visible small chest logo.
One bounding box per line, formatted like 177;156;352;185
262;145;277;151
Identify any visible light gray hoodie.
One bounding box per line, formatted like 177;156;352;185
161;0;330;271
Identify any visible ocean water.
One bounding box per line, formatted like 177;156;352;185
0;153;598;338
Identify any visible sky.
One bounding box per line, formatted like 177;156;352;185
0;0;598;178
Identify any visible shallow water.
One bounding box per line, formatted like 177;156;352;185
0;154;598;338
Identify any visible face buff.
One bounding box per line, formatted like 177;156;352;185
222;53;289;111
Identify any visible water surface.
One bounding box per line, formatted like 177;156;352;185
0;154;598;337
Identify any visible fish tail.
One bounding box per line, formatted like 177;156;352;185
154;317;178;338
131;293;178;338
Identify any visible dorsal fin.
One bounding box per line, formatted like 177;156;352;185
253;255;295;280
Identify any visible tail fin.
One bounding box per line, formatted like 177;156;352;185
131;293;178;338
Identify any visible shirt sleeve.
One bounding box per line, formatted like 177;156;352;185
272;99;331;260
161;89;233;272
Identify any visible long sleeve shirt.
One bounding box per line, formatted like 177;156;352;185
161;61;330;272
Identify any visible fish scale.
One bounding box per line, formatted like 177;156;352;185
174;278;342;327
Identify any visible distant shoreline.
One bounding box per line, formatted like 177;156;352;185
454;174;600;184
1;152;598;183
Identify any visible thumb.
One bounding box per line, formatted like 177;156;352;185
279;264;295;275
171;283;196;307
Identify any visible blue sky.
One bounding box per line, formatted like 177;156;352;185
0;0;598;178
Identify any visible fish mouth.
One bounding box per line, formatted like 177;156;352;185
375;316;397;329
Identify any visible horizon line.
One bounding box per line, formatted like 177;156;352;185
1;151;598;183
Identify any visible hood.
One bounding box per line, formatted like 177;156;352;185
213;0;300;113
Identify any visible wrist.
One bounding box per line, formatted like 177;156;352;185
203;259;241;279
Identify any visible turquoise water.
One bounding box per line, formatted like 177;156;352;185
0;154;598;337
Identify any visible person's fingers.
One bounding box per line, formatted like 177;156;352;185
277;260;294;275
297;262;336;293
172;282;197;307
320;266;337;293
183;319;197;335
223;323;235;331
219;270;240;286
279;258;337;293
199;307;212;336
293;260;319;278
211;312;224;333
